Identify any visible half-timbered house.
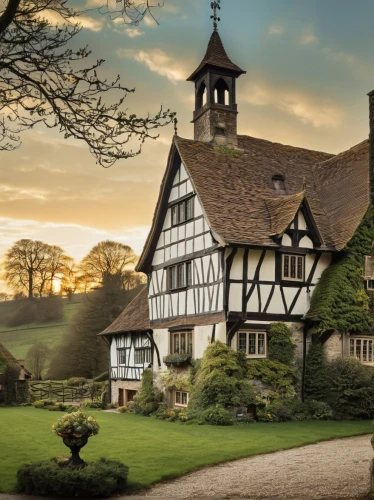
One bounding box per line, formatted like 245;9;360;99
101;18;374;407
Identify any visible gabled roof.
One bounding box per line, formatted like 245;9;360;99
187;31;245;81
266;192;306;238
99;287;150;336
137;135;370;273
0;343;32;377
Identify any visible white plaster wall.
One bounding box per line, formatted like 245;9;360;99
298;211;307;230
248;250;263;280
259;251;275;281
266;286;284;314
194;325;214;358
299;236;313;249
215;321;227;343
282;234;292;246
229;283;242;311
231;248;244;280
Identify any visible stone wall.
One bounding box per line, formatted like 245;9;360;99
324;332;343;362
194;107;238;147
286;322;306;359
111;379;140;406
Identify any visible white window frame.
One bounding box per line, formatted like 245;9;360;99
282;254;305;282
350;337;374;363
174;390;189;408
171;331;193;355
237;331;267;359
366;280;374;291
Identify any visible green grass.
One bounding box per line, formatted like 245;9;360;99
0;301;80;359
0;407;372;493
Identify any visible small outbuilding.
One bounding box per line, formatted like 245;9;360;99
0;343;32;404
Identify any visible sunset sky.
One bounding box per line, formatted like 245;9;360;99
2;0;374;291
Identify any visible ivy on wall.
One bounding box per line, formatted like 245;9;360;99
307;210;374;333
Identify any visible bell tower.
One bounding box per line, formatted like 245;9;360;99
187;1;246;147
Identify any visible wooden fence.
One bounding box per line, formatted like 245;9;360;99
30;381;91;402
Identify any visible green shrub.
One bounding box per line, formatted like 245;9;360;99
304;340;328;401
34;399;57;409
188;342;255;418
33;401;45;409
256;402;293;423
326;357;374;419
81;401;107;410
307;400;333;420
200;405;234;426
67;377;87;387
267;323;295;366
117;406;129;413
135;368;156;415
287;400;310;421
17;458;129;497
246;359;296;401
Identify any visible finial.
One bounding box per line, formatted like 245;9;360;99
302;176;307;191
174;117;178;136
211;0;221;31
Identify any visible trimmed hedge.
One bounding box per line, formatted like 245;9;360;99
17;458;129;497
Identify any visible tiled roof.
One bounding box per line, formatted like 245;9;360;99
99;287;150;335
137;134;369;273
0;343;32;377
266;192;306;237
187;31;245;81
175;135;336;248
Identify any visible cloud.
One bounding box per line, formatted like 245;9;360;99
118;48;188;83
40;10;104;31
125;28;144;37
245;80;344;129
300;26;319;45
267;23;284;36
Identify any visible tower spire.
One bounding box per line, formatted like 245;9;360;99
210;1;221;32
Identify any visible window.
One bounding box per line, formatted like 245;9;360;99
171;197;194;226
272;174;285;191
175;390;189;407
118;348;129;365
350;338;374;363
238;331;266;358
171;331;193;355
168;261;192;290
367;280;374;291
282;254;304;282
134;348;152;365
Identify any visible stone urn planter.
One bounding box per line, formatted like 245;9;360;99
52;411;99;468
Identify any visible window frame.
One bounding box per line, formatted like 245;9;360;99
237;331;267;359
170;196;194;227
171;331;193;356
168;261;192;291
282;254;305;282
134;347;152;365
366;280;374;291
117;348;129;365
174;390;189;408
350;337;374;363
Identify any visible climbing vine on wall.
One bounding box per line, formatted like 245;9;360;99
307;210;374;333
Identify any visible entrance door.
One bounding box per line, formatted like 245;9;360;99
118;388;124;407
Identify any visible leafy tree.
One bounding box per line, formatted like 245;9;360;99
79;240;138;290
47;276;142;379
2;239;71;298
0;292;10;301
26;341;52;380
0;0;174;166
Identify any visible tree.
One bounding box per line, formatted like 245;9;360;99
0;0;175;166
79;240;138;289
2;239;71;298
47;276;142;379
0;292;10;301
60;256;85;299
26;341;52;380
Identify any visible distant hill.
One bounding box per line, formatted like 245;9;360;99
0;296;83;360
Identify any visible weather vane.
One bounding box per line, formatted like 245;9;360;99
211;0;221;31
174;117;178;136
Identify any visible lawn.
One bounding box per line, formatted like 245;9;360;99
0;301;80;359
0;407;372;493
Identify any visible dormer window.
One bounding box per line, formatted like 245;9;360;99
272;174;285;191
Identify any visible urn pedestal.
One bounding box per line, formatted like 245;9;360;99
61;435;89;468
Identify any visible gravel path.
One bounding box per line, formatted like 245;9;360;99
139;435;373;499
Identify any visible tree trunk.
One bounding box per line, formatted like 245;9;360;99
28;269;33;299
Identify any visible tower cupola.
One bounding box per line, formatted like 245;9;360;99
187;1;246;147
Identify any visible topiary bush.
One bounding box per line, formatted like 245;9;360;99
200;405;234;426
267;323;295;366
187;342;255;423
134;368;157;415
304;339;328;401
17;458;129;497
326;357;374;419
